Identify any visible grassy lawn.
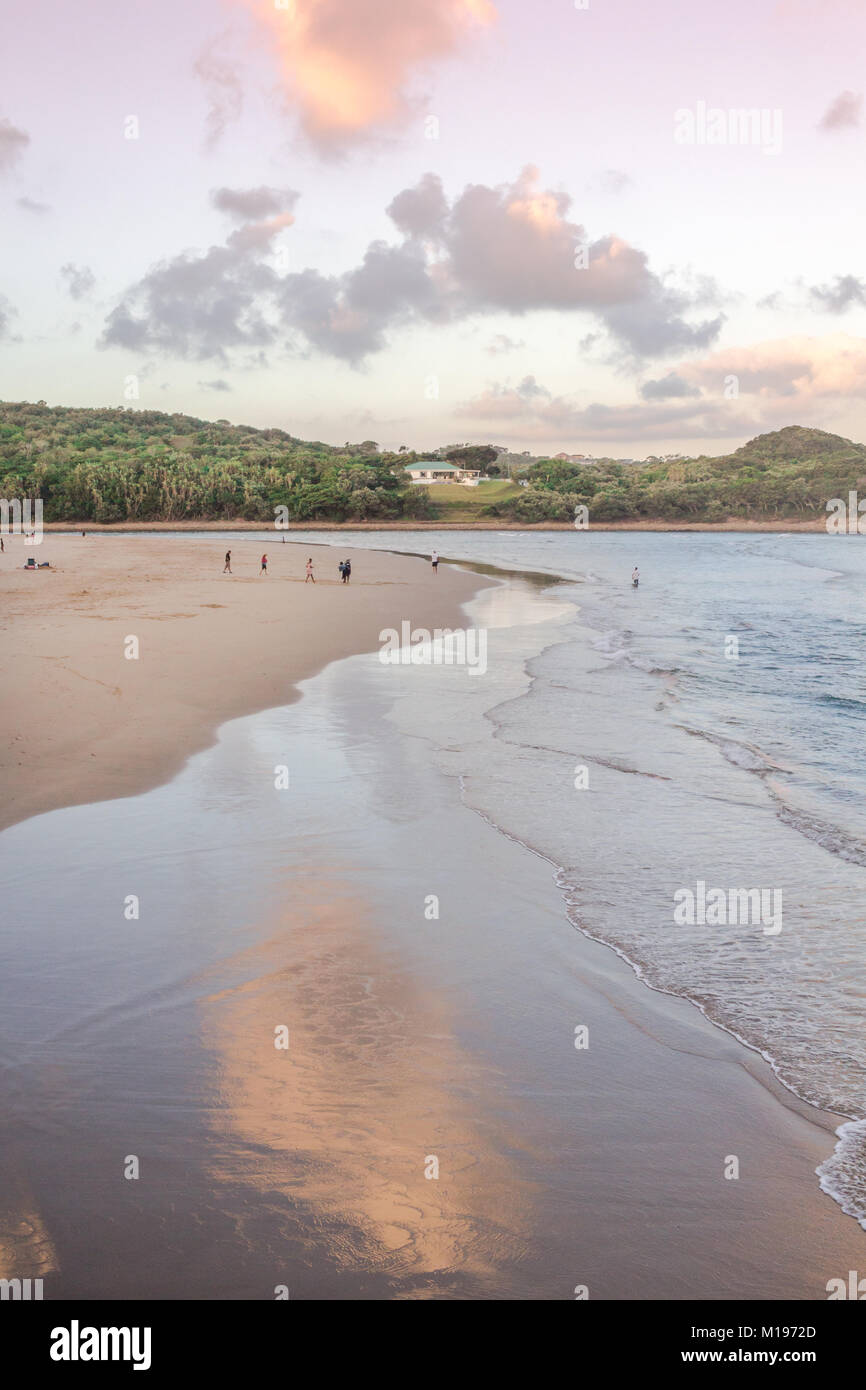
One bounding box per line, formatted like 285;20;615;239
425;478;521;520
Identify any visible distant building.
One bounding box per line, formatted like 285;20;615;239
404;461;482;486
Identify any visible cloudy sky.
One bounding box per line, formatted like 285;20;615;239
2;0;866;455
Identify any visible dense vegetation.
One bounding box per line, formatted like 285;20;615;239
485;427;866;523
0;401;434;523
0;403;861;524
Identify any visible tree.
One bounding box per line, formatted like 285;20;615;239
444;444;498;471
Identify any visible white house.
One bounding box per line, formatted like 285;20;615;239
404;461;482;486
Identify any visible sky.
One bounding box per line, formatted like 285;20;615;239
2;0;866;457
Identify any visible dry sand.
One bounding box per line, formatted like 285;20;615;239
0;532;491;832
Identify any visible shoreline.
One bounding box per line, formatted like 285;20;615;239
41;518;832;533
0;533;493;833
473;789;859;1147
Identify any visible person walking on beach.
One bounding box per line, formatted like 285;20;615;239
305;557;315;583
343;558;351;584
260;553;268;575
223;550;232;573
338;561;346;583
632;566;639;588
431;550;439;574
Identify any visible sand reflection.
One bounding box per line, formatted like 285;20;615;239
196;874;534;1297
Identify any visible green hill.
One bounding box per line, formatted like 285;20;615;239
487;425;866;523
731;425;863;465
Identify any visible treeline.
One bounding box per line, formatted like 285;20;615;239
0;401;435;522
484;427;866;523
2;404;863;524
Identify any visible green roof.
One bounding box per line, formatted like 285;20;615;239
405;461;460;472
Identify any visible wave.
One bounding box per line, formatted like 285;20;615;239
773;801;866;869
625;655;684;676
678;723;866;866
817;1120;866;1231
676;724;782;773
817;693;866;711
459;771;866;1232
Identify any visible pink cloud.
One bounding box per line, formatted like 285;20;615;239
102;168;724;364
241;0;496;151
455;335;866;444
680;334;866;399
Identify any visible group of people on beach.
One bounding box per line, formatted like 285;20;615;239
218;546;448;582
220;549;350;584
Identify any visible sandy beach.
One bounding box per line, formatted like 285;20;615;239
1;530;863;1300
0;533;490;832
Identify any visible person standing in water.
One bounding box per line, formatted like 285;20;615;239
431;550;439;574
632;567;639;587
305;557;315;583
223;550;232;574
